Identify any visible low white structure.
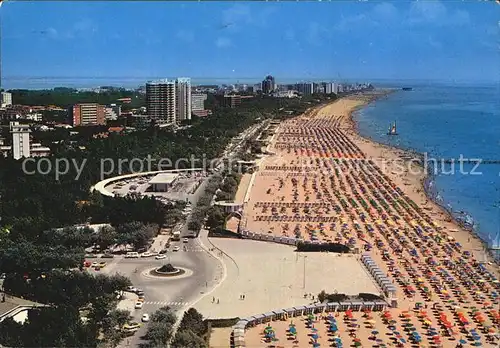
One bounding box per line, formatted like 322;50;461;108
214;201;243;214
149;173;179;192
10;121;31;160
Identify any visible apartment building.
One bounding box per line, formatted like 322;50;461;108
72;103;106;126
176;77;192;122
146;80;176;125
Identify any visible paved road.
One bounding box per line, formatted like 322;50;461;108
108;238;222;348
112;122;263;347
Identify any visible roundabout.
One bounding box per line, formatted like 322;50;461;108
150;263;186;277
141;264;194;280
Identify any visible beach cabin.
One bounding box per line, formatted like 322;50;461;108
361;301;375;312
373;300;388;311
251;314;266;325
241;317;255;328
233;328;245;341
293;305;306;316
233;335;245;348
263;311;275;322
284;307;295;319
314;303;326;313
338;302;350;311
350;300;364;312
234;320;248;331
326;302;340;312
304;304;316;315
272;309;286;321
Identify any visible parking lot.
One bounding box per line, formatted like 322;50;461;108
105;171;207;203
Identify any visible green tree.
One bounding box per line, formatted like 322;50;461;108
95;225;117;250
171;329;207;348
178;308;206;336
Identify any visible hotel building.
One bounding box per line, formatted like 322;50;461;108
176;77;192;122
146;80;176;125
71;103;106;126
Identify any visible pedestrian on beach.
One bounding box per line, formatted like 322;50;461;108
217;298;219;304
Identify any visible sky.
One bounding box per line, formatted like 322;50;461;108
1;0;499;88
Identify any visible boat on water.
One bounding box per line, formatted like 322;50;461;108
402;87;413;91
387;121;398;136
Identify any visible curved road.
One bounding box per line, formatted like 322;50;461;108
111;238;222;348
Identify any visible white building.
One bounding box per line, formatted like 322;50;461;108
176;77;192;122
30;143;51;157
332;83;339;94
10;121;31;160
275;90;298;98
1;92;12;108
191;93;207;112
148;173;179;192
105;104;121;121
24;113;43;122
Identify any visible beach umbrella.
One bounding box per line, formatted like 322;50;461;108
312;333;319;340
371;330;379;335
459;339;467;344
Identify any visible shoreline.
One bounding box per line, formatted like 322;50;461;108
346;89;499;269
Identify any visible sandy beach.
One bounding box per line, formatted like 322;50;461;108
214;91;500;348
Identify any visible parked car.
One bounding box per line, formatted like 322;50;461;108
155;254;167;260
122;322;141;334
127;286;138;293
101;253;114;259
83;261;92;267
141;252;153;258
134;302;143;309
182;238;189;243
141;314;150;322
172;246;180;252
98;261;107;268
159;249;168;255
91;262;98;267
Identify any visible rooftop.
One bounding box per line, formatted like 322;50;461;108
149;173;180;185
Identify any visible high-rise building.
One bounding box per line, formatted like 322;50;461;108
332;83;338;94
10;121;31;160
296;82;314;95
261;75;276;94
1;92;12;108
146;80;176;124
72;103;106;126
321;82;335;94
191;93;207;112
176;77;191;122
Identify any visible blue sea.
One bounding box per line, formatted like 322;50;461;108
354;84;500;254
